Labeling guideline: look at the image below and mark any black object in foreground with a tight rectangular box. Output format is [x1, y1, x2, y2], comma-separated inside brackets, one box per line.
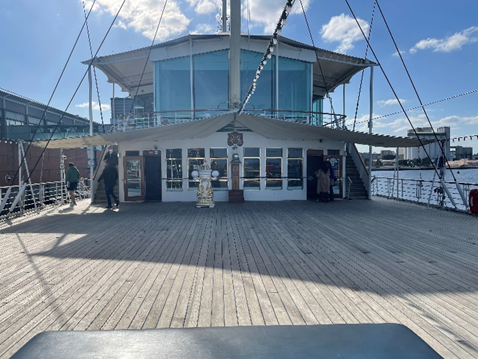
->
[11, 324, 442, 359]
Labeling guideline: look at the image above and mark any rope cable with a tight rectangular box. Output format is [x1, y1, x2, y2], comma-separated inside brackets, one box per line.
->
[239, 0, 295, 114]
[352, 0, 376, 131]
[349, 88, 478, 125]
[13, 0, 127, 189]
[298, 0, 340, 127]
[82, 0, 106, 134]
[375, 0, 456, 180]
[344, 0, 442, 180]
[10, 0, 98, 185]
[127, 0, 170, 115]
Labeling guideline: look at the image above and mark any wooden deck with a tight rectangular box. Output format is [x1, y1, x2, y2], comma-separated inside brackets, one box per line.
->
[1, 198, 477, 358]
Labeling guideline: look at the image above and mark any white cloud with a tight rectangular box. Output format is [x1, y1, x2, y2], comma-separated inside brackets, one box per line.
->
[377, 99, 407, 107]
[410, 26, 478, 54]
[83, 0, 191, 41]
[392, 50, 406, 57]
[244, 0, 311, 34]
[76, 101, 111, 111]
[191, 23, 215, 34]
[321, 14, 369, 53]
[187, 0, 221, 14]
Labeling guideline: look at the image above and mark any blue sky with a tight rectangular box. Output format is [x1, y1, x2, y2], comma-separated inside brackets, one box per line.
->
[1, 0, 477, 153]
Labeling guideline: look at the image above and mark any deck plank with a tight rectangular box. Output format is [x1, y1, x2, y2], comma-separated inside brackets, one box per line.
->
[1, 198, 478, 358]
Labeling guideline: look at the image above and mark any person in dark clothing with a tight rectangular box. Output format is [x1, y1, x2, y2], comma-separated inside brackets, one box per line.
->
[98, 164, 119, 209]
[65, 162, 80, 207]
[327, 161, 336, 201]
[104, 145, 118, 167]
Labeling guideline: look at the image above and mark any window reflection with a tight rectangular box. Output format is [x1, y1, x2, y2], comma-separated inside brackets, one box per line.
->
[188, 148, 205, 189]
[210, 148, 228, 190]
[243, 147, 260, 190]
[126, 159, 142, 197]
[166, 149, 183, 191]
[266, 148, 282, 190]
[287, 148, 303, 190]
[194, 51, 229, 110]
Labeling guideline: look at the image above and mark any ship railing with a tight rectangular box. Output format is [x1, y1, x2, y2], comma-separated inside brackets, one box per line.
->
[0, 180, 90, 221]
[113, 109, 346, 132]
[371, 176, 477, 212]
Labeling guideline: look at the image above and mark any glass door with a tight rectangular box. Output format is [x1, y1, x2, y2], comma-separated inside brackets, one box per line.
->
[124, 156, 145, 201]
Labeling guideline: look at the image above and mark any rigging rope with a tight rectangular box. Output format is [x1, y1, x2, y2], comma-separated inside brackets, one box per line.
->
[239, 0, 295, 114]
[374, 0, 457, 181]
[349, 88, 478, 125]
[344, 0, 442, 180]
[352, 0, 376, 131]
[298, 0, 339, 127]
[127, 0, 170, 115]
[10, 0, 98, 185]
[12, 0, 127, 189]
[82, 0, 106, 134]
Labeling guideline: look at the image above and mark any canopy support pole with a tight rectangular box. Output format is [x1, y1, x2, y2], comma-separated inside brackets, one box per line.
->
[89, 67, 95, 203]
[367, 66, 373, 200]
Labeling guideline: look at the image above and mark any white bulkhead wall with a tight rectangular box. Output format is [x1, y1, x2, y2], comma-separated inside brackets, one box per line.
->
[117, 131, 343, 202]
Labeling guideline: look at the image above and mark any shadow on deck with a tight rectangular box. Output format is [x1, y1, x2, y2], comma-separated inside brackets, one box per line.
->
[1, 198, 477, 357]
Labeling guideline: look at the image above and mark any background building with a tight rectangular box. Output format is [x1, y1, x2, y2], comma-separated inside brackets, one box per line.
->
[0, 88, 103, 186]
[0, 88, 99, 141]
[110, 96, 134, 126]
[402, 127, 450, 161]
[451, 146, 473, 160]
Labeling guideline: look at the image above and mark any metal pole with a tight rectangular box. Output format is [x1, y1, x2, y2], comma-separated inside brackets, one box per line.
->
[368, 66, 373, 200]
[229, 0, 241, 109]
[343, 84, 346, 129]
[18, 141, 22, 187]
[395, 147, 399, 198]
[112, 83, 115, 127]
[222, 0, 227, 32]
[275, 40, 279, 117]
[88, 67, 95, 203]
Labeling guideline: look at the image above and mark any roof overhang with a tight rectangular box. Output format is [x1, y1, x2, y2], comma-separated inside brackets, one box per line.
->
[83, 34, 375, 97]
[34, 113, 427, 149]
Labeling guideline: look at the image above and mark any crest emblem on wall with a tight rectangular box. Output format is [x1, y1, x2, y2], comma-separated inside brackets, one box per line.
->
[227, 132, 244, 147]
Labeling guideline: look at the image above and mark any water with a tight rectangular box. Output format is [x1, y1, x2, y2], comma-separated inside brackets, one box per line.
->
[372, 167, 478, 185]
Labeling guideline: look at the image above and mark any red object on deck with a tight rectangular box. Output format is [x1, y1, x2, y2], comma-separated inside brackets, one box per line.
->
[470, 189, 478, 214]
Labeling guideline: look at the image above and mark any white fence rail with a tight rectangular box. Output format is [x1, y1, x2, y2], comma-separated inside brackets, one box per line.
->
[371, 176, 477, 212]
[0, 180, 90, 221]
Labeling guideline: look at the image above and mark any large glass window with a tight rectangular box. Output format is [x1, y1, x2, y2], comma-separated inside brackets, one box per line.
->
[194, 50, 229, 110]
[240, 50, 276, 113]
[278, 57, 311, 119]
[28, 117, 43, 125]
[266, 148, 282, 190]
[155, 56, 191, 114]
[243, 147, 260, 190]
[188, 148, 205, 189]
[6, 111, 25, 124]
[166, 149, 183, 190]
[287, 148, 303, 190]
[312, 96, 324, 126]
[210, 148, 228, 190]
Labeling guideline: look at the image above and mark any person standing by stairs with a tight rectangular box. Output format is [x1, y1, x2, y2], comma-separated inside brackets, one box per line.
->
[98, 164, 119, 209]
[65, 162, 80, 207]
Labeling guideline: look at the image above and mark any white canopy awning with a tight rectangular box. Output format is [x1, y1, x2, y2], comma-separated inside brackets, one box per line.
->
[85, 34, 375, 96]
[34, 113, 427, 149]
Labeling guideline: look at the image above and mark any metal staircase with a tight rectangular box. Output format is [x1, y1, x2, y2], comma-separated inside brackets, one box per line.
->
[345, 154, 369, 199]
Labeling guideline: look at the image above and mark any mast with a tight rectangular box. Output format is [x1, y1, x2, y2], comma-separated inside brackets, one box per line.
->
[229, 0, 241, 109]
